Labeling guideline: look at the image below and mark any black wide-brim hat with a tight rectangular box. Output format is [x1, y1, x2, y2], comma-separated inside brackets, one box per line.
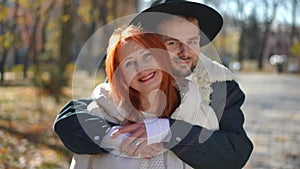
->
[130, 0, 223, 46]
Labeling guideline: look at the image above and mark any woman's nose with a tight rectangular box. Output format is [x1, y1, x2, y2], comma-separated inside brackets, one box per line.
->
[135, 60, 146, 72]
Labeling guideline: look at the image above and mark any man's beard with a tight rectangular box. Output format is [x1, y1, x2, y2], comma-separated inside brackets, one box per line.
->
[173, 63, 197, 77]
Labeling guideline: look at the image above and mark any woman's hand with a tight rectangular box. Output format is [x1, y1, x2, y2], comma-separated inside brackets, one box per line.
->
[140, 143, 164, 159]
[111, 122, 148, 156]
[111, 121, 166, 158]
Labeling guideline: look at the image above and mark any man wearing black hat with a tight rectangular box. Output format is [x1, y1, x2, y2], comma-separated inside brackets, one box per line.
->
[54, 0, 253, 168]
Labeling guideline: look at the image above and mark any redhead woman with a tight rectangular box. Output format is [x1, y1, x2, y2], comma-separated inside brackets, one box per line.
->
[70, 25, 219, 169]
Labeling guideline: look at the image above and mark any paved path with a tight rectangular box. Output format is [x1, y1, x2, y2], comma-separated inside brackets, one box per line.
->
[234, 73, 300, 169]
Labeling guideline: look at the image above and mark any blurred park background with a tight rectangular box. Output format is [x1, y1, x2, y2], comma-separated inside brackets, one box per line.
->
[0, 0, 300, 168]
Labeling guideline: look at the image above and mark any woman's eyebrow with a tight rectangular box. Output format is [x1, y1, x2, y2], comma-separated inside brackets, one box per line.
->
[123, 56, 133, 62]
[139, 49, 150, 55]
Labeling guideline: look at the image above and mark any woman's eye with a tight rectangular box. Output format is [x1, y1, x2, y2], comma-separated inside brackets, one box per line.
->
[125, 61, 134, 67]
[143, 52, 152, 60]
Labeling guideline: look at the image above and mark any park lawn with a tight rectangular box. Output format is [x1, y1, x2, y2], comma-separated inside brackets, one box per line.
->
[0, 85, 73, 169]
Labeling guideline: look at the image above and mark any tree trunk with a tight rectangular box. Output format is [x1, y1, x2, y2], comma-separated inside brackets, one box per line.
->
[257, 0, 280, 70]
[238, 26, 247, 69]
[41, 0, 56, 54]
[30, 9, 41, 80]
[0, 0, 8, 83]
[99, 0, 108, 25]
[60, 1, 73, 73]
[290, 0, 298, 45]
[54, 0, 73, 102]
[258, 25, 270, 69]
[0, 50, 8, 84]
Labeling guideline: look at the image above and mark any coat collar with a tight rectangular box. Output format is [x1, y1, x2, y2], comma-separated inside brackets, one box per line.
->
[192, 54, 234, 104]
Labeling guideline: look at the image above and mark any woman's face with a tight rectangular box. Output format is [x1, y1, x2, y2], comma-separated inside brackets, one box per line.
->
[117, 40, 163, 96]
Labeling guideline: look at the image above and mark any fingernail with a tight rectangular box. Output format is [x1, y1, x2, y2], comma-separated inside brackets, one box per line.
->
[110, 129, 119, 138]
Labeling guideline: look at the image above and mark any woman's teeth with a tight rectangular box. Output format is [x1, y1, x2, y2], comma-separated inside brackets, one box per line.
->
[139, 72, 155, 82]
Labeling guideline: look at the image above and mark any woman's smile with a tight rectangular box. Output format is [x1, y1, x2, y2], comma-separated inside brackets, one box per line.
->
[138, 71, 156, 83]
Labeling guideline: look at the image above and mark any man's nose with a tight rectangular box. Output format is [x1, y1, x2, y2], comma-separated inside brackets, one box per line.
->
[178, 43, 190, 59]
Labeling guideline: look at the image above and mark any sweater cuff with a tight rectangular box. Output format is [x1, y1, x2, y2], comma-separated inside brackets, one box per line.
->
[143, 118, 171, 145]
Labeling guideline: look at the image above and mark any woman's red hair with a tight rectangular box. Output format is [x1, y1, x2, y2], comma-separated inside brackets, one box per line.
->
[105, 25, 180, 122]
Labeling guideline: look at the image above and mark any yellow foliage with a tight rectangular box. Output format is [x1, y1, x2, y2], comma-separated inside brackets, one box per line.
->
[0, 32, 15, 49]
[19, 0, 31, 9]
[213, 31, 240, 57]
[4, 41, 10, 48]
[0, 6, 8, 21]
[61, 14, 71, 22]
[77, 1, 92, 23]
[0, 35, 4, 45]
[291, 42, 300, 57]
[107, 14, 114, 23]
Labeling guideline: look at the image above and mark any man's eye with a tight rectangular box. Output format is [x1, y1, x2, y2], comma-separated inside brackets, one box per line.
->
[188, 40, 198, 46]
[166, 41, 179, 46]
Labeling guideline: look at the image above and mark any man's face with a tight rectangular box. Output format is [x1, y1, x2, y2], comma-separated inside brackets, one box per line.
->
[157, 17, 200, 77]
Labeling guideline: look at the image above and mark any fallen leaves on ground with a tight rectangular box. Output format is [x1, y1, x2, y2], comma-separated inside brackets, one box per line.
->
[0, 86, 72, 169]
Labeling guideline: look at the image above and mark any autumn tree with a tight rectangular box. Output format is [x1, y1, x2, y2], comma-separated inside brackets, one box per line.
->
[0, 0, 10, 84]
[0, 0, 21, 84]
[257, 0, 281, 69]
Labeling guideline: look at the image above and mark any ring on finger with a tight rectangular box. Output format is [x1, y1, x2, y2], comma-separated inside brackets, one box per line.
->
[135, 141, 141, 147]
[133, 139, 141, 147]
